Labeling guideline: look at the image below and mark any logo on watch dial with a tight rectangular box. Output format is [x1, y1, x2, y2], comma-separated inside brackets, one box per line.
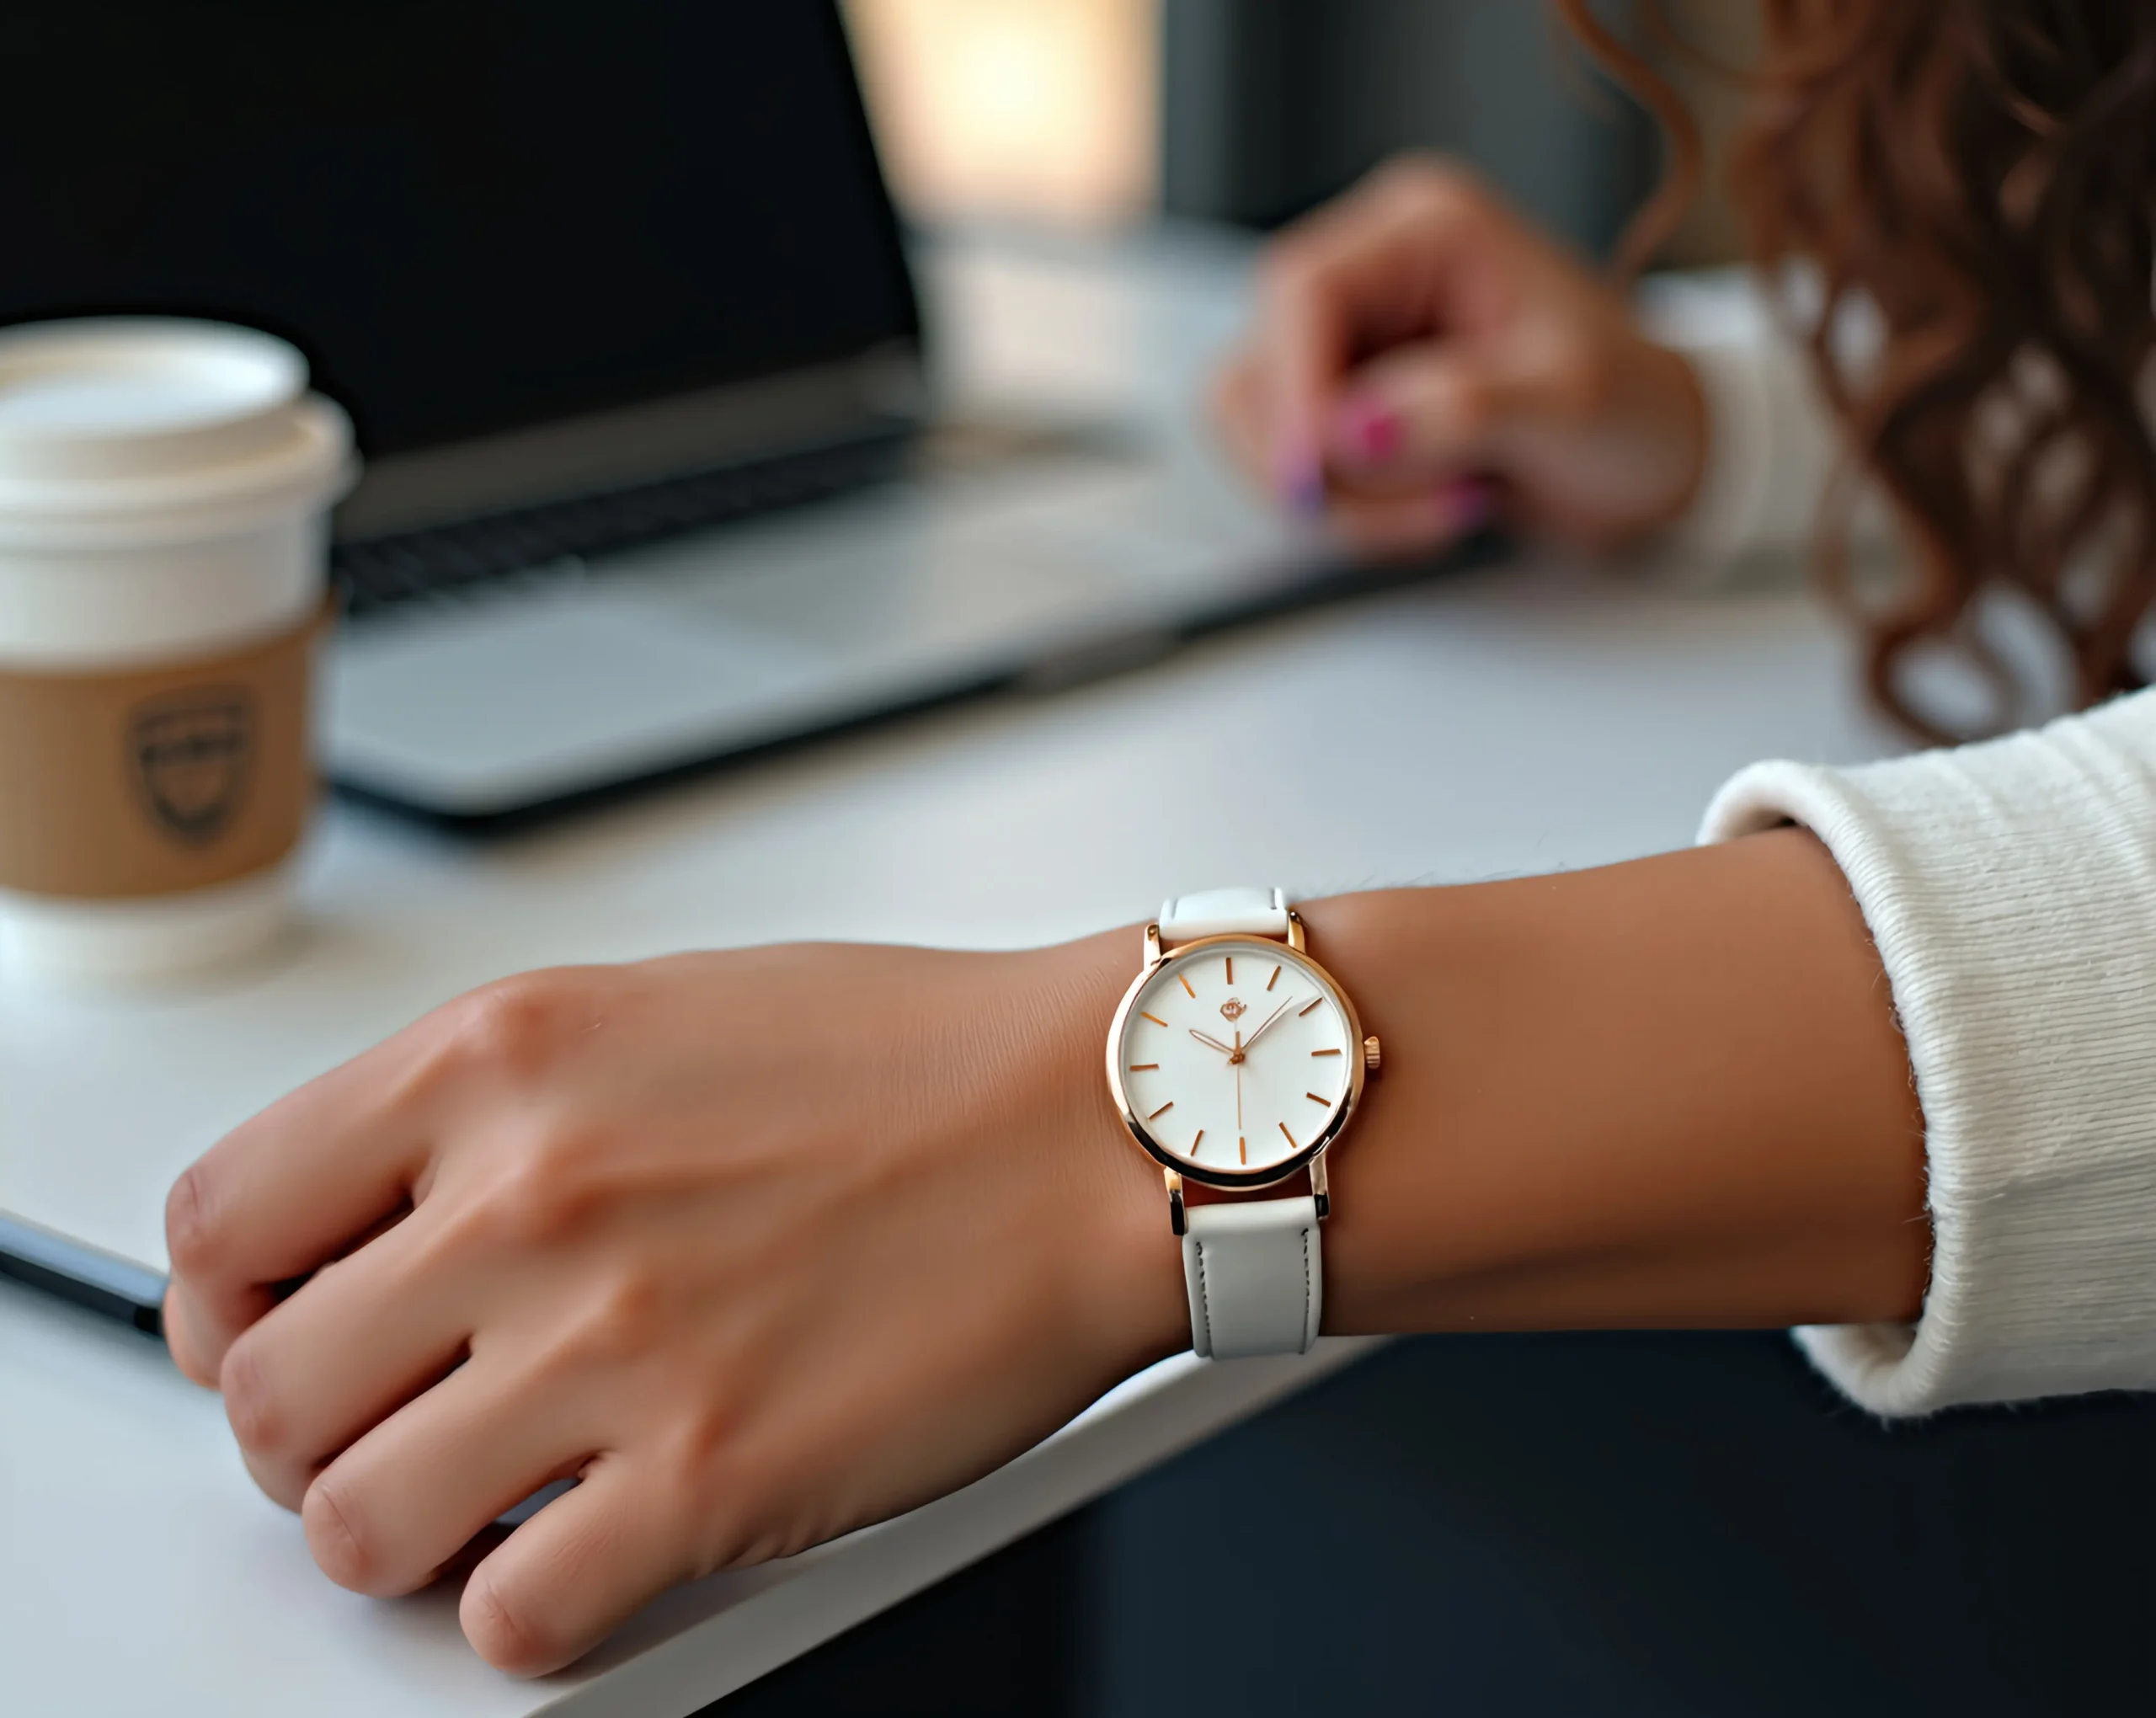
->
[1219, 997, 1247, 1021]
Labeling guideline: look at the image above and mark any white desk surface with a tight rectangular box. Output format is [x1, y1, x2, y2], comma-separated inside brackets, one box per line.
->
[0, 231, 1903, 1716]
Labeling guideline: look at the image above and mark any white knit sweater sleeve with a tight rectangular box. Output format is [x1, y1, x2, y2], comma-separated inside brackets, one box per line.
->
[1636, 269, 1886, 577]
[1700, 691, 2156, 1416]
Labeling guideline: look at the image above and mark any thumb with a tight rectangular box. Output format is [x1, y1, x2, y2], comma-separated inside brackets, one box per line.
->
[1321, 340, 1551, 490]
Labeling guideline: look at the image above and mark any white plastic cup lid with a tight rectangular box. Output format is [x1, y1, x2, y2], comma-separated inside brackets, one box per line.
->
[0, 320, 309, 480]
[0, 319, 354, 543]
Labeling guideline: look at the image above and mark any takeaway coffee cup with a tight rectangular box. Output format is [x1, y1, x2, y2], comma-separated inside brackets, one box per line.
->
[0, 319, 355, 984]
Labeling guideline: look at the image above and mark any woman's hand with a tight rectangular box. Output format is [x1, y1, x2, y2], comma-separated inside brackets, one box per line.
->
[161, 933, 1181, 1677]
[1214, 155, 1708, 558]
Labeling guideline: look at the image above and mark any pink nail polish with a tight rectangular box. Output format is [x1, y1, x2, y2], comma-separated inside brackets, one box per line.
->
[1338, 398, 1404, 462]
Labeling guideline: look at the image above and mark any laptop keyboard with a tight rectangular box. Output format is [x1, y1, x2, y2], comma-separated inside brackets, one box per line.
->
[333, 429, 912, 618]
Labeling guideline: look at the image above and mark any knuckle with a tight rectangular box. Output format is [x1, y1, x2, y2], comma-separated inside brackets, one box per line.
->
[482, 1155, 571, 1251]
[592, 1264, 665, 1350]
[668, 1400, 744, 1484]
[462, 1128, 608, 1253]
[303, 1473, 386, 1593]
[1380, 152, 1481, 216]
[436, 973, 568, 1078]
[552, 1262, 668, 1369]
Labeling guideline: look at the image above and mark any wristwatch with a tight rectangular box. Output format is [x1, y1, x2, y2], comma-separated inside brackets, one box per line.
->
[1106, 888, 1380, 1360]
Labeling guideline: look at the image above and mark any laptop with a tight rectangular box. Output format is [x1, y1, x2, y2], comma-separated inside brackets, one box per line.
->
[0, 3, 1484, 1315]
[0, 0, 1405, 829]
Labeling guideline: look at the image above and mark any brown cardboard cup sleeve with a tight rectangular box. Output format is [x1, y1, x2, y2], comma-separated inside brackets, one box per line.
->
[0, 605, 328, 899]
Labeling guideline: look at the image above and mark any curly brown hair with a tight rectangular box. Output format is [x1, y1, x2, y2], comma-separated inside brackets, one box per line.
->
[1564, 0, 2156, 742]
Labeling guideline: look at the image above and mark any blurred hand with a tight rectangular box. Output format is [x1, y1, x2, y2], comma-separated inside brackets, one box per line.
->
[163, 936, 1177, 1676]
[1214, 155, 1708, 558]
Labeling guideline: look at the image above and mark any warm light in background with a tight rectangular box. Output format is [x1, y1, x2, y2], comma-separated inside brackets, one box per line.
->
[843, 0, 1160, 228]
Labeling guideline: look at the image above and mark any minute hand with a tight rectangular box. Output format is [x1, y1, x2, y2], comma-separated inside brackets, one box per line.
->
[1240, 995, 1299, 1054]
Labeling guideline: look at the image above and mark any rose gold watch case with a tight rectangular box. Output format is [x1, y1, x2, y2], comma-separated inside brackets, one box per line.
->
[1104, 924, 1370, 1196]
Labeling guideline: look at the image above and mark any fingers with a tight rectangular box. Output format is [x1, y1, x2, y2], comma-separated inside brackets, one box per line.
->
[1249, 157, 1502, 505]
[162, 1002, 472, 1382]
[461, 1459, 690, 1678]
[1219, 330, 1502, 560]
[1323, 343, 1516, 488]
[1218, 342, 1495, 550]
[301, 1353, 592, 1602]
[218, 1214, 470, 1510]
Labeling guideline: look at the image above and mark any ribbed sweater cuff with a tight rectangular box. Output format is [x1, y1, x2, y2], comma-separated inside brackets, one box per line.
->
[1700, 694, 2156, 1415]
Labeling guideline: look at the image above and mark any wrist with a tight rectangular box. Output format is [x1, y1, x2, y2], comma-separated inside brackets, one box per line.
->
[1619, 334, 1710, 541]
[1015, 928, 1192, 1378]
[1295, 842, 1927, 1337]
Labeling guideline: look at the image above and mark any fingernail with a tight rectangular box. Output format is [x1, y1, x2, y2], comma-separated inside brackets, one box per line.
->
[1275, 435, 1326, 517]
[1438, 475, 1495, 535]
[1333, 396, 1404, 464]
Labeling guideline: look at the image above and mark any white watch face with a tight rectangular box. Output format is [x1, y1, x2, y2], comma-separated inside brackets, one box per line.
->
[1114, 937, 1355, 1182]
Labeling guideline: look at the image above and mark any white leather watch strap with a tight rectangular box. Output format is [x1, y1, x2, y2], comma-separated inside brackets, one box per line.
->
[1159, 886, 1289, 947]
[1182, 1196, 1322, 1359]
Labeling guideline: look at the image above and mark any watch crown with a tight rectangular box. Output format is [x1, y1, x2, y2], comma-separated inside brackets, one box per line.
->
[1364, 1034, 1382, 1073]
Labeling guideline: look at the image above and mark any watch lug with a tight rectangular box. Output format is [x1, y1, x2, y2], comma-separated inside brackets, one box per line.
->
[1310, 1155, 1331, 1220]
[1285, 907, 1307, 953]
[1144, 921, 1163, 968]
[1164, 1169, 1187, 1235]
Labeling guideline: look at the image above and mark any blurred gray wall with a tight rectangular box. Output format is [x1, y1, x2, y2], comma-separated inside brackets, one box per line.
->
[1161, 0, 1658, 258]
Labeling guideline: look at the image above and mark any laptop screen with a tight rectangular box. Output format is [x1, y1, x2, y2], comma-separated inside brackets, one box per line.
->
[0, 1, 920, 460]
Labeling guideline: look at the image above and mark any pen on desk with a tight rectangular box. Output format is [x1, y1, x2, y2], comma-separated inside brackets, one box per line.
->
[0, 1211, 167, 1338]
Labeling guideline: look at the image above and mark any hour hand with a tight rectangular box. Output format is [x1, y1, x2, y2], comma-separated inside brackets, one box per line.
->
[1188, 1027, 1237, 1057]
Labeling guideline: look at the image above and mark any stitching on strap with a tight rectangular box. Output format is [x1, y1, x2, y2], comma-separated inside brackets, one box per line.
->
[1300, 1226, 1315, 1352]
[1193, 1237, 1214, 1357]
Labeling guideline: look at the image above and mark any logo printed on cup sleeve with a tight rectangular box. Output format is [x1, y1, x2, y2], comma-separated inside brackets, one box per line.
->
[130, 688, 255, 845]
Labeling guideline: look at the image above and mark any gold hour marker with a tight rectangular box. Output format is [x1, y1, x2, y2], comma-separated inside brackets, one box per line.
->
[1311, 1048, 1341, 1057]
[1129, 1063, 1159, 1071]
[1278, 1121, 1298, 1149]
[1146, 1101, 1174, 1121]
[1307, 1091, 1330, 1105]
[1178, 974, 1196, 999]
[1141, 1011, 1167, 1027]
[1238, 1134, 1247, 1164]
[1267, 965, 1281, 991]
[1298, 998, 1322, 1016]
[1225, 955, 1234, 984]
[1192, 1128, 1205, 1155]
